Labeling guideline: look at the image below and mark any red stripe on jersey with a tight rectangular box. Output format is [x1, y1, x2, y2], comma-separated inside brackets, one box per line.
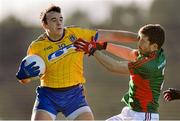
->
[130, 70, 153, 112]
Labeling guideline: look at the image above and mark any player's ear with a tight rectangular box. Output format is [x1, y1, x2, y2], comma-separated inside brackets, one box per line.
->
[151, 43, 158, 51]
[41, 22, 48, 30]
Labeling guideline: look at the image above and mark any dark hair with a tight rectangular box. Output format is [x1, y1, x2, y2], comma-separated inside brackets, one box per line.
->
[40, 5, 61, 24]
[139, 24, 165, 49]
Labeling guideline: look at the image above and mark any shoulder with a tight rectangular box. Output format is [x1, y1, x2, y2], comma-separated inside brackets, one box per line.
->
[65, 26, 97, 41]
[65, 25, 80, 28]
[35, 34, 46, 42]
[28, 34, 47, 49]
[129, 51, 156, 69]
[158, 48, 166, 58]
[31, 34, 46, 45]
[65, 25, 81, 31]
[65, 25, 97, 31]
[64, 25, 82, 34]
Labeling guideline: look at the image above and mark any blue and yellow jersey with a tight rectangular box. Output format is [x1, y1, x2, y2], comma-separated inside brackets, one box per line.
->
[27, 26, 97, 88]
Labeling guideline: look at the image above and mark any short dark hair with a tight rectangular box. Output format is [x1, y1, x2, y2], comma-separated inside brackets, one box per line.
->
[40, 5, 61, 24]
[139, 24, 165, 49]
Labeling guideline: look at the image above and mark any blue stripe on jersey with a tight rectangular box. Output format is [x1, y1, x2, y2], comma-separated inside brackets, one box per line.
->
[48, 44, 76, 61]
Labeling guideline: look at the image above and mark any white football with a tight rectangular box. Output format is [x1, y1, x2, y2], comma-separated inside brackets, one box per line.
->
[23, 55, 46, 75]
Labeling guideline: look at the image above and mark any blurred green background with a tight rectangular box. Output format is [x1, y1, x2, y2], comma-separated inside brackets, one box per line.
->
[0, 0, 180, 120]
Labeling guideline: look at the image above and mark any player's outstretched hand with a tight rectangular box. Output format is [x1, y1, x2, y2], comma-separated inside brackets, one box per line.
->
[163, 88, 180, 101]
[16, 60, 40, 80]
[74, 38, 107, 56]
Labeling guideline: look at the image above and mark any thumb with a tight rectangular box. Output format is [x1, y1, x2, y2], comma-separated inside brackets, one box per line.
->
[20, 60, 26, 67]
[91, 36, 94, 42]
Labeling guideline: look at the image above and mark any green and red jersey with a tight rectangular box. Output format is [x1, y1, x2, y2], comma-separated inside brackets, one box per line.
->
[122, 49, 166, 113]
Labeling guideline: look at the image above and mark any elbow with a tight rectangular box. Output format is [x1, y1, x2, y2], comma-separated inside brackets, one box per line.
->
[104, 66, 114, 72]
[100, 62, 115, 72]
[104, 65, 119, 73]
[106, 65, 129, 75]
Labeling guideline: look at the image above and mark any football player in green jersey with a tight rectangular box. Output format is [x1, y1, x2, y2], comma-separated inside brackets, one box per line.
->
[163, 88, 180, 101]
[74, 24, 166, 121]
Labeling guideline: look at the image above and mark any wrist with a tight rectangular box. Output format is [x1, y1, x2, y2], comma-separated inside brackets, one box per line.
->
[16, 73, 25, 80]
[16, 72, 23, 80]
[170, 88, 180, 100]
[103, 42, 108, 50]
[16, 71, 29, 80]
[96, 41, 108, 50]
[18, 78, 31, 84]
[175, 89, 180, 99]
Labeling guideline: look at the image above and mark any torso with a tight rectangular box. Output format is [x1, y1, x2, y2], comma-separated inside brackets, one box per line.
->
[122, 49, 166, 113]
[27, 27, 97, 88]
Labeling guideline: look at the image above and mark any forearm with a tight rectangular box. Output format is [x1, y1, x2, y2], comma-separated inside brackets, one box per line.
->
[18, 78, 32, 84]
[94, 51, 129, 74]
[98, 29, 138, 43]
[106, 43, 137, 62]
[18, 77, 39, 84]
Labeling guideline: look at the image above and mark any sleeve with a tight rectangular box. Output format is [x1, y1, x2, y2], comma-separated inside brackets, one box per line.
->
[27, 45, 34, 55]
[27, 42, 39, 56]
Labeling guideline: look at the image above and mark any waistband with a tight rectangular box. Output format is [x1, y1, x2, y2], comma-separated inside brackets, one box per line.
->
[41, 84, 81, 92]
[122, 106, 159, 117]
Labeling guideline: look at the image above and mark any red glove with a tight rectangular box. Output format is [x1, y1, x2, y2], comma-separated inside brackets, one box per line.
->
[74, 38, 107, 56]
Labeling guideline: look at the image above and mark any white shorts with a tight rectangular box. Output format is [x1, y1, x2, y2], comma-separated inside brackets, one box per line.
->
[106, 106, 159, 121]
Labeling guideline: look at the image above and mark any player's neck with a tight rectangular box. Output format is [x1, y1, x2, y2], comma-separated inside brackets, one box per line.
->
[46, 31, 64, 42]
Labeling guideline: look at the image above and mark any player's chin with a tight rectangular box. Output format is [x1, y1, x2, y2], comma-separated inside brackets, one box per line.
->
[56, 29, 63, 35]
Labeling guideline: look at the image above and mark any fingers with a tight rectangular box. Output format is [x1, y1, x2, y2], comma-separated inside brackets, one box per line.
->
[26, 61, 36, 68]
[74, 39, 87, 48]
[20, 60, 26, 67]
[74, 39, 88, 46]
[33, 70, 40, 76]
[91, 36, 94, 42]
[74, 42, 86, 48]
[75, 38, 89, 44]
[74, 42, 86, 50]
[163, 92, 172, 101]
[163, 89, 171, 94]
[74, 38, 89, 52]
[32, 66, 40, 71]
[29, 66, 40, 77]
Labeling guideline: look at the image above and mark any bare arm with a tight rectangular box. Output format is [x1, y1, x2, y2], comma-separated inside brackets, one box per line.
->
[18, 76, 40, 84]
[94, 51, 129, 75]
[97, 29, 138, 43]
[106, 43, 137, 62]
[18, 79, 32, 84]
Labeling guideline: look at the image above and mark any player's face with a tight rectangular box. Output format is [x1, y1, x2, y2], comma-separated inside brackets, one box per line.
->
[137, 33, 154, 54]
[44, 11, 64, 36]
